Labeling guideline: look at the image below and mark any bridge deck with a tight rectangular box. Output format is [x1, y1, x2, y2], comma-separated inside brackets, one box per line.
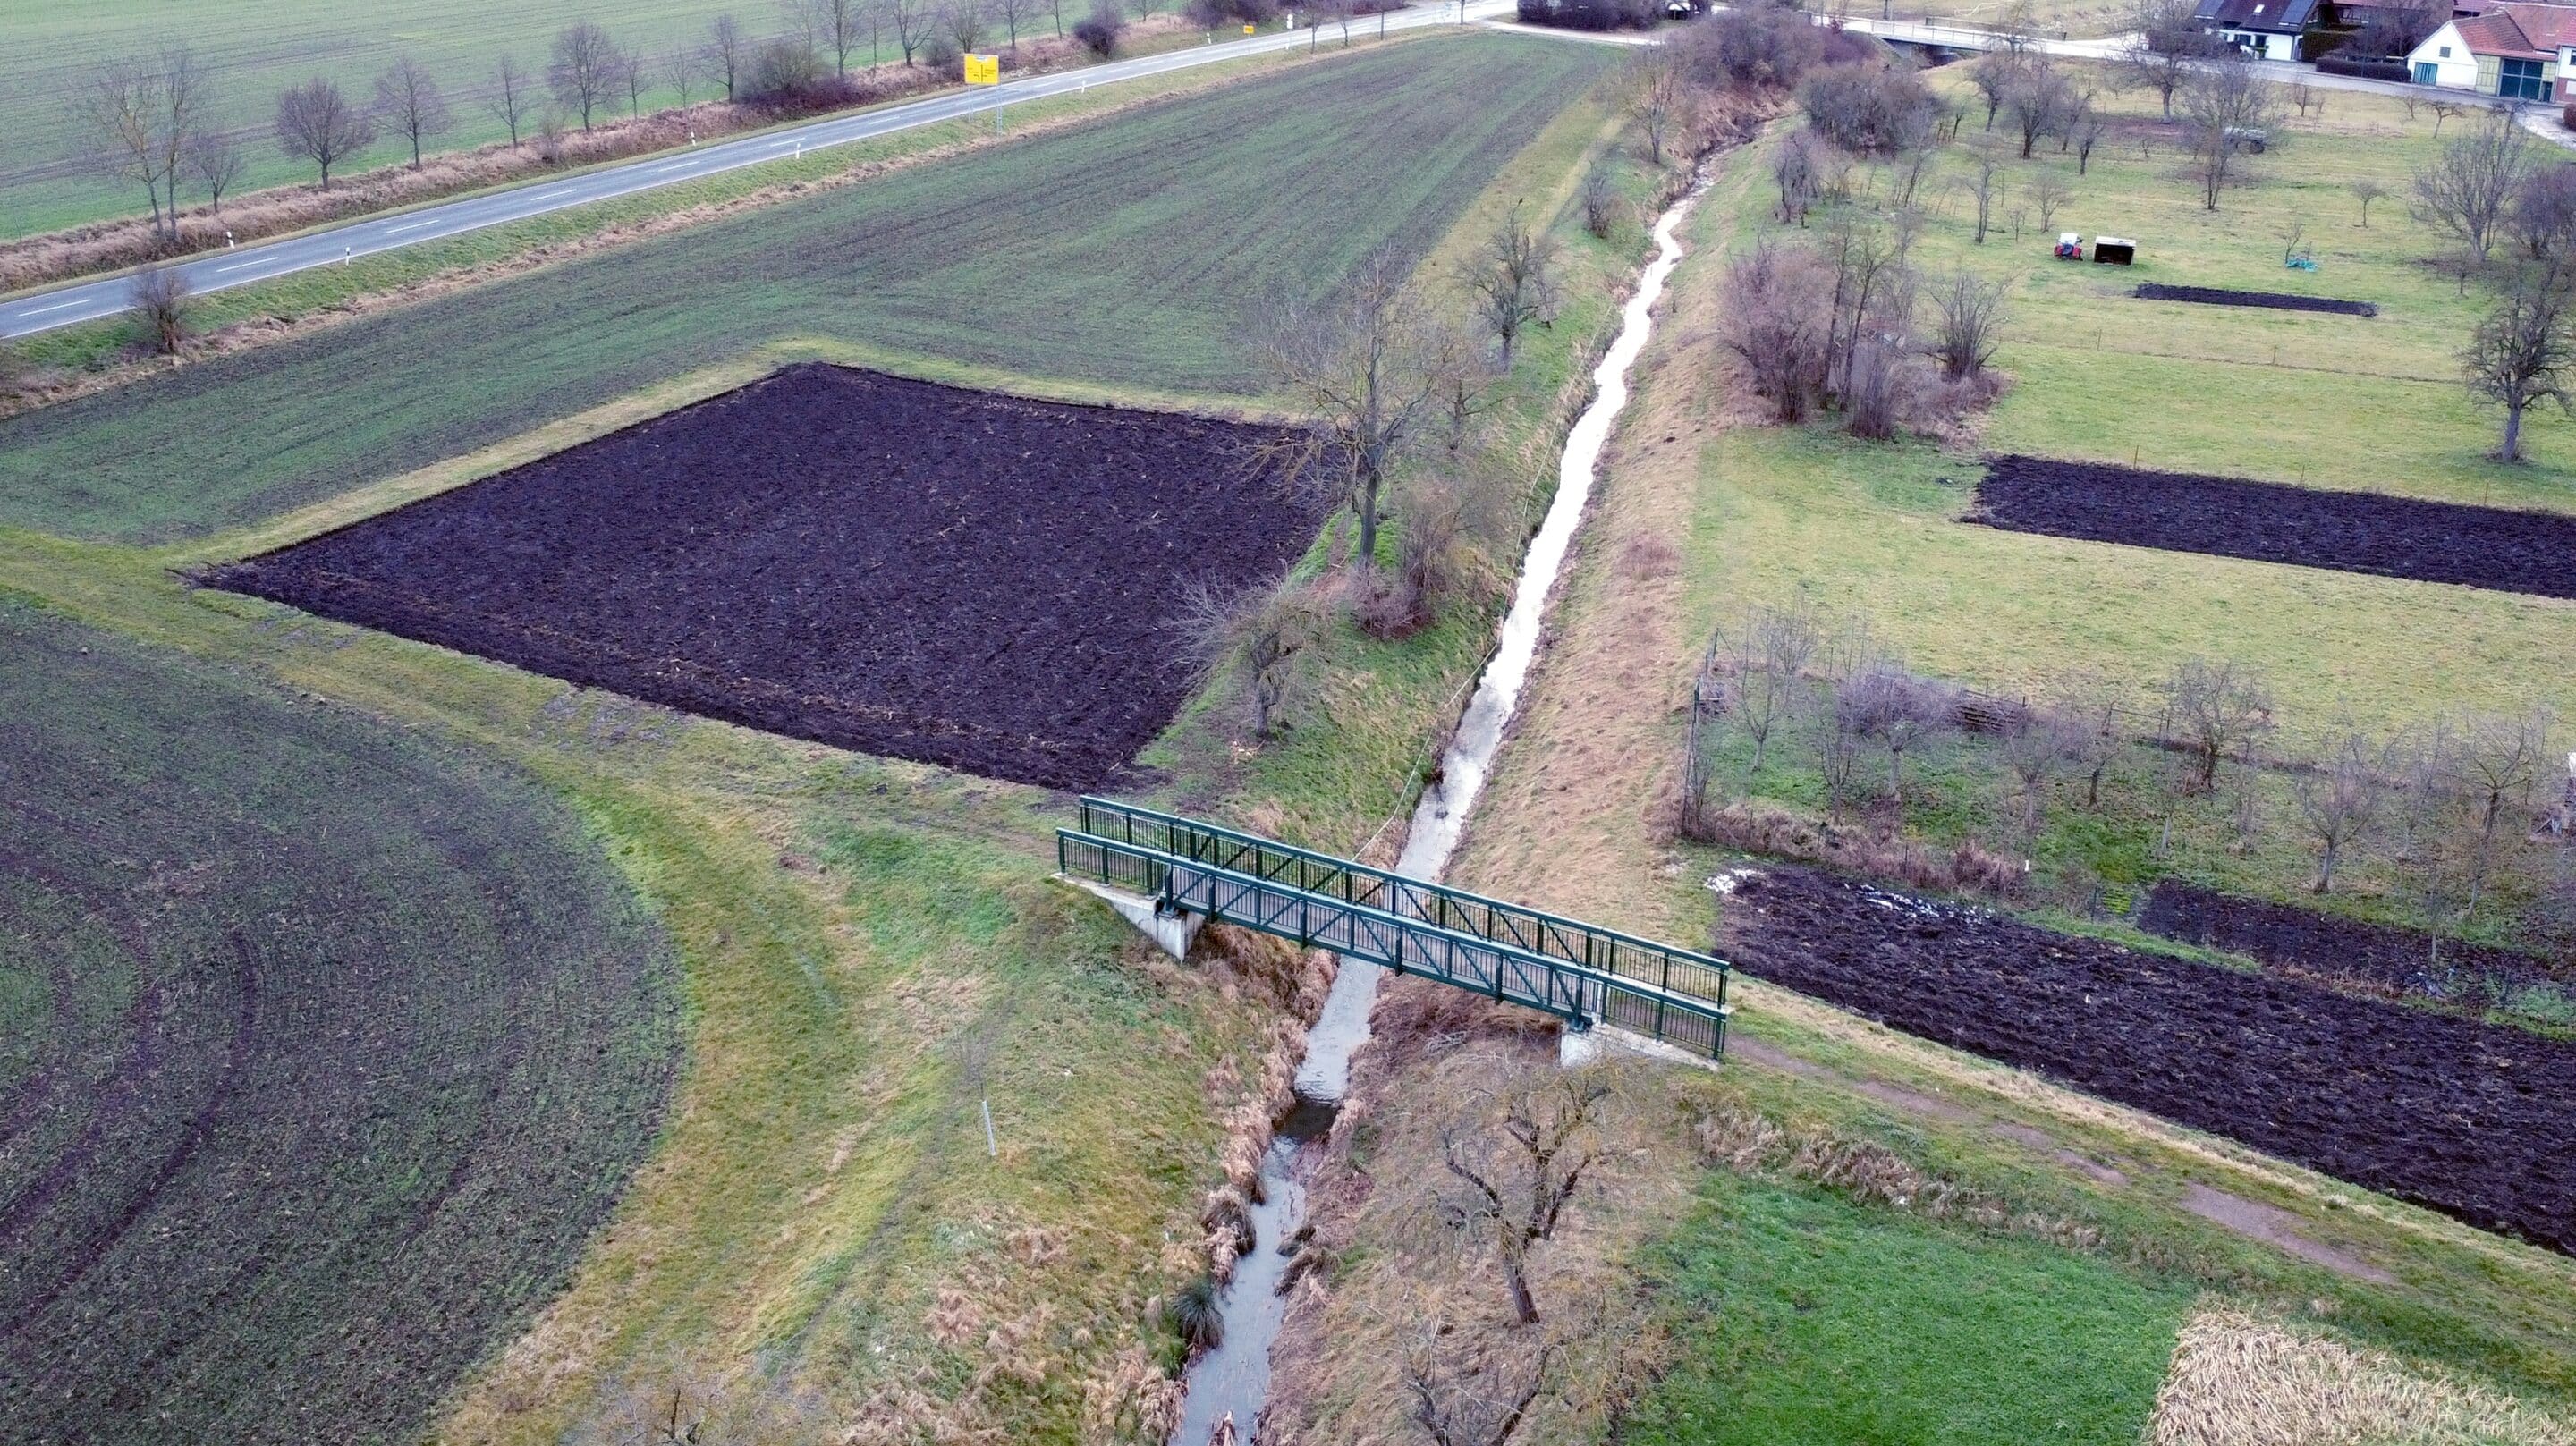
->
[1057, 808, 1731, 1057]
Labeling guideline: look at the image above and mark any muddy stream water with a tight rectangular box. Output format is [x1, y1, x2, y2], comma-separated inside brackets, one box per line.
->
[1168, 165, 1711, 1446]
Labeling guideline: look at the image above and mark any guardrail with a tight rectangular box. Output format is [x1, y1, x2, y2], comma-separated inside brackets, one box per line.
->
[1058, 818, 1731, 1057]
[1074, 796, 1733, 1007]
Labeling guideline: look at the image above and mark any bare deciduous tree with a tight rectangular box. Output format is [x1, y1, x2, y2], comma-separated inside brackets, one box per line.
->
[804, 0, 868, 72]
[1961, 145, 2002, 243]
[2179, 58, 2283, 211]
[2294, 731, 2387, 893]
[1717, 601, 1822, 780]
[2029, 169, 2071, 231]
[2509, 163, 2576, 258]
[1838, 663, 1958, 807]
[2445, 712, 2551, 919]
[1256, 248, 1457, 570]
[1927, 267, 2012, 380]
[2055, 676, 2127, 808]
[1717, 242, 1833, 423]
[2001, 704, 2080, 841]
[2114, 0, 2216, 119]
[131, 264, 192, 355]
[274, 77, 376, 190]
[1967, 47, 2023, 131]
[2002, 61, 2076, 158]
[706, 15, 747, 100]
[75, 46, 209, 247]
[489, 53, 536, 148]
[2073, 111, 2106, 174]
[1176, 574, 1332, 738]
[1626, 49, 1688, 169]
[1438, 1072, 1612, 1326]
[618, 47, 651, 118]
[996, 0, 1034, 47]
[373, 55, 451, 170]
[2165, 657, 2273, 791]
[549, 21, 620, 129]
[891, 0, 931, 63]
[2462, 265, 2576, 462]
[1460, 207, 1560, 370]
[1402, 1312, 1560, 1446]
[1580, 167, 1618, 240]
[666, 45, 703, 106]
[184, 126, 242, 216]
[1773, 130, 1826, 226]
[2429, 98, 2466, 135]
[2412, 106, 2532, 267]
[2350, 176, 2388, 227]
[946, 0, 988, 55]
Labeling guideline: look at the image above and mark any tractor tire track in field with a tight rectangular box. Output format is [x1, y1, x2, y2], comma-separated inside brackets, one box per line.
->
[0, 603, 682, 1444]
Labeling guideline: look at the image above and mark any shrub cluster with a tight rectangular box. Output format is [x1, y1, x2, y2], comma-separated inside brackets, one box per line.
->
[1516, 0, 1664, 31]
[1795, 63, 1937, 155]
[1075, 0, 1127, 55]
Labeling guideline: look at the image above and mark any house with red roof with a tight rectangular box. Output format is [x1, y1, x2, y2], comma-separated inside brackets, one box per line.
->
[2407, 2, 2576, 98]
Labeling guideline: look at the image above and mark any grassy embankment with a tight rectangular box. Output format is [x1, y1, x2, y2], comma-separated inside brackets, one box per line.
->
[0, 33, 1652, 1443]
[1323, 69, 2576, 1445]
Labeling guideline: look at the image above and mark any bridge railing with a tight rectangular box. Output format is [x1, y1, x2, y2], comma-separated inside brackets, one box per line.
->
[1058, 829, 1729, 1057]
[1074, 796, 1731, 1011]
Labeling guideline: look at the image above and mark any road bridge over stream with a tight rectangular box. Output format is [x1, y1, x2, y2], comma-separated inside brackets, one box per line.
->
[1056, 797, 1734, 1056]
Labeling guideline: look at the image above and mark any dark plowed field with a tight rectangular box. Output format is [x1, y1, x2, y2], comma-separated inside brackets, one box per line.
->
[214, 365, 1322, 791]
[1719, 866, 2576, 1255]
[2140, 881, 2568, 1007]
[1969, 455, 2576, 600]
[2133, 283, 2377, 317]
[0, 604, 681, 1443]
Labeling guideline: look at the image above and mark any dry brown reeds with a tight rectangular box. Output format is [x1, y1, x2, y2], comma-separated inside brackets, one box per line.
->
[2150, 1307, 2576, 1446]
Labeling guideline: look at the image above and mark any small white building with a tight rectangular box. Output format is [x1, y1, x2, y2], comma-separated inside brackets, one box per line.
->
[2192, 0, 2321, 60]
[2408, 4, 2576, 99]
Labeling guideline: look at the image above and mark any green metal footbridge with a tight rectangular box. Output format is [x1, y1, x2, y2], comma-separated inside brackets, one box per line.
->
[1056, 797, 1733, 1057]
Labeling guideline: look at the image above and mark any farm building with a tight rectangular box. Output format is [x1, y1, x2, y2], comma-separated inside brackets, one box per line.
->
[2193, 0, 2323, 60]
[2406, 2, 2576, 96]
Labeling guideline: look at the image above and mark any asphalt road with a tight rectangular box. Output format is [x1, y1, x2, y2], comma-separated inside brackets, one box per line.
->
[0, 0, 1513, 342]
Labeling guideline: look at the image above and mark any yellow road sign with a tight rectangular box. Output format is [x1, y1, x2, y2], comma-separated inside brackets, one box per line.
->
[963, 53, 1001, 85]
[1243, 21, 1256, 31]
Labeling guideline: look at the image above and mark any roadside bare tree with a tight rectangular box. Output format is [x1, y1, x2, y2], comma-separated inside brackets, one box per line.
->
[274, 78, 376, 190]
[75, 46, 209, 247]
[184, 127, 243, 217]
[891, 0, 931, 63]
[2165, 657, 2273, 791]
[550, 21, 620, 129]
[995, 0, 1034, 47]
[2462, 265, 2576, 462]
[1175, 575, 1332, 738]
[130, 265, 192, 355]
[1927, 267, 2011, 380]
[706, 16, 747, 100]
[946, 0, 988, 55]
[2179, 58, 2282, 211]
[2295, 731, 2388, 892]
[1438, 1072, 1613, 1327]
[489, 54, 536, 148]
[1460, 207, 1560, 370]
[2413, 106, 2532, 268]
[1256, 247, 1456, 570]
[373, 56, 452, 170]
[804, 0, 867, 72]
[2114, 0, 2215, 119]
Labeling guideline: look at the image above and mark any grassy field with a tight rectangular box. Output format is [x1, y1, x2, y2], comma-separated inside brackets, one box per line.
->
[0, 34, 1617, 543]
[1627, 1171, 2192, 1446]
[3, 0, 848, 238]
[0, 34, 1656, 1442]
[0, 598, 682, 1443]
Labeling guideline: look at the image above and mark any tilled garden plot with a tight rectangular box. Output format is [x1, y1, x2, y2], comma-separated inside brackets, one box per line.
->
[1969, 455, 2576, 600]
[2132, 283, 2377, 317]
[1718, 865, 2576, 1255]
[0, 605, 680, 1443]
[2140, 880, 2568, 1008]
[214, 364, 1322, 791]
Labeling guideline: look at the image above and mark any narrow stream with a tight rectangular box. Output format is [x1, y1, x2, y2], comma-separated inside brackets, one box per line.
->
[1169, 165, 1712, 1446]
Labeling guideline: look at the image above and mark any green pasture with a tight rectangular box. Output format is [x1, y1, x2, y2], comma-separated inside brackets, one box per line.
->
[0, 598, 682, 1444]
[0, 34, 1616, 543]
[1625, 1171, 2191, 1445]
